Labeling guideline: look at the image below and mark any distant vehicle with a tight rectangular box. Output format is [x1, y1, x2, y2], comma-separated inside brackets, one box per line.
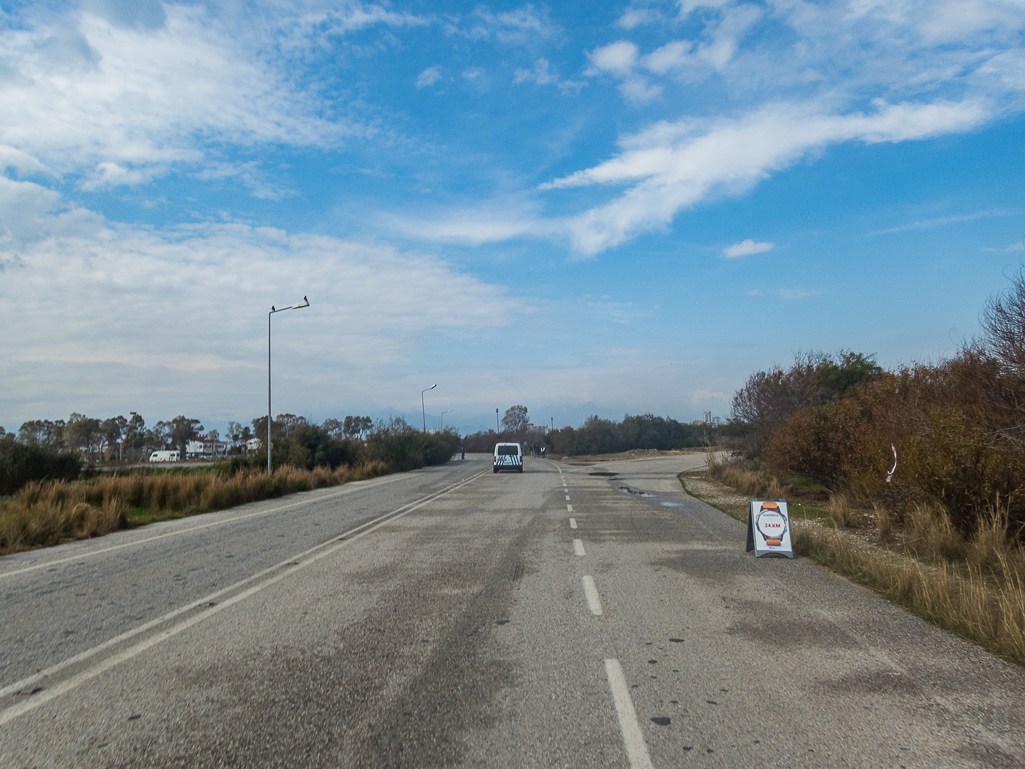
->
[493, 442, 523, 473]
[149, 450, 180, 463]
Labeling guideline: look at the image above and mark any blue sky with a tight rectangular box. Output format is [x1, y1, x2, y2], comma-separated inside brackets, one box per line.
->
[1, 0, 1023, 436]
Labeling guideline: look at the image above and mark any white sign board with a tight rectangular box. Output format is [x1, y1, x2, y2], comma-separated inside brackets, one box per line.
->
[746, 499, 794, 559]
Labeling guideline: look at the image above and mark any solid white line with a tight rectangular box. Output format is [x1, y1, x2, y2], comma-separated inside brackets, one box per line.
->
[573, 539, 586, 556]
[0, 470, 489, 721]
[569, 518, 577, 529]
[582, 575, 602, 616]
[567, 504, 573, 513]
[0, 472, 415, 580]
[605, 658, 654, 769]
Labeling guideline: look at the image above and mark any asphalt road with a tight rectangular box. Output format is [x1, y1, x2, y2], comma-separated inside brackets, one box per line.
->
[1, 453, 1024, 768]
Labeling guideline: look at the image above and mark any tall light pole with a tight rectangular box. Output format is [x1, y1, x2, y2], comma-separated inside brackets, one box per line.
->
[421, 384, 436, 432]
[496, 408, 500, 435]
[440, 409, 452, 431]
[268, 296, 310, 473]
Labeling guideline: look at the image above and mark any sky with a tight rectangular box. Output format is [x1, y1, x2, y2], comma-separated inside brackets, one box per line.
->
[0, 0, 1023, 437]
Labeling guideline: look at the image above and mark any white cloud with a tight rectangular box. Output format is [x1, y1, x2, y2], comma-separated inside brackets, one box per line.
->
[876, 208, 1025, 233]
[0, 189, 524, 422]
[193, 162, 295, 200]
[644, 41, 693, 75]
[417, 66, 443, 88]
[447, 5, 560, 45]
[0, 175, 101, 248]
[514, 58, 586, 92]
[678, 0, 733, 16]
[587, 41, 639, 75]
[0, 6, 354, 188]
[722, 239, 774, 258]
[542, 99, 988, 254]
[982, 241, 1025, 253]
[395, 211, 549, 245]
[586, 41, 664, 102]
[81, 161, 154, 190]
[617, 8, 662, 29]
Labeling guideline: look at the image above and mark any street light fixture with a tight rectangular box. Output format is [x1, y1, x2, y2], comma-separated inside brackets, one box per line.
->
[440, 409, 452, 431]
[268, 296, 310, 473]
[421, 384, 437, 432]
[496, 408, 500, 435]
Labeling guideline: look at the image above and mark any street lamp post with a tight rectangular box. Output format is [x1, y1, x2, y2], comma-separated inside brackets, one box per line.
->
[496, 408, 500, 435]
[421, 384, 437, 432]
[268, 296, 310, 473]
[440, 409, 452, 431]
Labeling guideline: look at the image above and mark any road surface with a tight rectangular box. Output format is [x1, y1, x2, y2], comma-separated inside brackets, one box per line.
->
[1, 453, 1023, 767]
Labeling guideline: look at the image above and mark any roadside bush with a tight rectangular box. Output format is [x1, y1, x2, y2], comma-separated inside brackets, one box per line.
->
[764, 380, 895, 497]
[363, 420, 459, 471]
[752, 346, 1025, 537]
[731, 351, 883, 458]
[0, 440, 81, 495]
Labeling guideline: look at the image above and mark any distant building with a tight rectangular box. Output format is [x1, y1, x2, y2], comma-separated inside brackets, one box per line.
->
[186, 435, 230, 459]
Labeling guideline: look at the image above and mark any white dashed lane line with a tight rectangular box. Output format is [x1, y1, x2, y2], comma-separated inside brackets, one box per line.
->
[557, 470, 652, 768]
[582, 576, 603, 616]
[605, 659, 654, 769]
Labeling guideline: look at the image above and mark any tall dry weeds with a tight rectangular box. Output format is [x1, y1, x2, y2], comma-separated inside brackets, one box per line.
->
[796, 525, 1025, 665]
[0, 461, 391, 555]
[906, 502, 964, 562]
[829, 492, 851, 528]
[874, 502, 892, 544]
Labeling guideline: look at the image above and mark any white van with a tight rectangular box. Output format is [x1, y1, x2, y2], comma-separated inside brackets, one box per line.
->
[149, 450, 180, 463]
[493, 443, 523, 473]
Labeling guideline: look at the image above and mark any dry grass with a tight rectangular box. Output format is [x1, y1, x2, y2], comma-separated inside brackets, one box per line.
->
[874, 502, 892, 544]
[799, 525, 1025, 665]
[905, 502, 964, 562]
[829, 492, 852, 528]
[0, 461, 390, 555]
[696, 457, 1025, 666]
[705, 452, 770, 498]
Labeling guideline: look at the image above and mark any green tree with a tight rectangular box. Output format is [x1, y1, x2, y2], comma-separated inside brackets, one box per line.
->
[18, 420, 47, 446]
[502, 405, 529, 434]
[148, 421, 171, 451]
[169, 416, 203, 460]
[125, 412, 146, 460]
[63, 413, 101, 455]
[343, 415, 372, 439]
[101, 416, 128, 459]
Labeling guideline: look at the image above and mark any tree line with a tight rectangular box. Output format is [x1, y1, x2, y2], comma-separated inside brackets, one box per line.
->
[728, 267, 1025, 537]
[1, 411, 457, 495]
[459, 405, 713, 455]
